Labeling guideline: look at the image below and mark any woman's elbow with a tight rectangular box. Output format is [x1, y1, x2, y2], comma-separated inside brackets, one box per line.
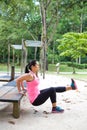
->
[16, 78, 20, 84]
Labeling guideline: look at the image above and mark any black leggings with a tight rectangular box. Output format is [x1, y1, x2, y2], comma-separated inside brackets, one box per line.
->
[32, 87, 66, 106]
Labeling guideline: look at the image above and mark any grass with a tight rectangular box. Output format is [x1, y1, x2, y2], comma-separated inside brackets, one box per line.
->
[58, 74, 87, 82]
[48, 64, 87, 82]
[0, 63, 87, 81]
[48, 64, 87, 72]
[0, 64, 21, 72]
[0, 64, 8, 71]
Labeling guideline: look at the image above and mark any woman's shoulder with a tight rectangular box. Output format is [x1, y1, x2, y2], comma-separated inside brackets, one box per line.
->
[16, 72, 34, 81]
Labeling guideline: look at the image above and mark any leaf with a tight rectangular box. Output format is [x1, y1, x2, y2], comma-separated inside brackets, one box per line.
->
[8, 120, 15, 125]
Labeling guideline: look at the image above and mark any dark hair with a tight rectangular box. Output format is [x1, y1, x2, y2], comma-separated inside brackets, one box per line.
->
[25, 60, 37, 73]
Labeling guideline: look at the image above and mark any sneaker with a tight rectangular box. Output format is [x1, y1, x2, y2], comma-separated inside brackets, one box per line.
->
[71, 79, 77, 90]
[52, 106, 64, 113]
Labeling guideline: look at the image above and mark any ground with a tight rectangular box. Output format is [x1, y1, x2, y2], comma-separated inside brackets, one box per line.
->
[0, 74, 87, 130]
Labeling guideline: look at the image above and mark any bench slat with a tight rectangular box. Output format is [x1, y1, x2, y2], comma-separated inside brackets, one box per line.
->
[0, 87, 23, 102]
[3, 80, 16, 87]
[0, 86, 14, 97]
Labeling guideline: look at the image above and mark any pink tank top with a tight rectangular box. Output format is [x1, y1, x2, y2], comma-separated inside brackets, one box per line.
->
[26, 71, 40, 103]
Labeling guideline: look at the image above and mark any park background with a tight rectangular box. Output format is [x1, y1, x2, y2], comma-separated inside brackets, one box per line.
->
[0, 0, 87, 80]
[0, 1, 87, 130]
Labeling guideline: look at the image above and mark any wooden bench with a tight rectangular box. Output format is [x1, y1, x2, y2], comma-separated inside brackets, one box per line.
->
[0, 80, 26, 118]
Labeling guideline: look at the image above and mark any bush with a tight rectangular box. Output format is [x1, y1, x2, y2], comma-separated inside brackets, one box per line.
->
[48, 64, 56, 71]
[67, 62, 87, 69]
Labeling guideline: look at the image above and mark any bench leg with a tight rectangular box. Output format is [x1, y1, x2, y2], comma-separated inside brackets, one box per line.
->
[13, 102, 20, 118]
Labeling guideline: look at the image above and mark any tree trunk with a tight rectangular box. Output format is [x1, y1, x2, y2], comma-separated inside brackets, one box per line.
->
[40, 1, 47, 79]
[72, 61, 75, 74]
[21, 39, 27, 73]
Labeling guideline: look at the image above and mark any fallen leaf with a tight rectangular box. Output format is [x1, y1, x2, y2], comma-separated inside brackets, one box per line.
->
[8, 121, 15, 125]
[33, 109, 38, 114]
[43, 111, 49, 114]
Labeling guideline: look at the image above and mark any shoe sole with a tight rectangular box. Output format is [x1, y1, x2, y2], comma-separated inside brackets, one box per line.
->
[52, 110, 64, 113]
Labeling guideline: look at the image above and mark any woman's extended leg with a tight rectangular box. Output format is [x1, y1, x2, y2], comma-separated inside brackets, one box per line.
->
[55, 78, 77, 92]
[32, 79, 77, 113]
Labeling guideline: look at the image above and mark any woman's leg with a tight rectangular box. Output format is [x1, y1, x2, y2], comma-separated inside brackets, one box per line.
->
[32, 79, 77, 113]
[54, 86, 72, 92]
[54, 78, 77, 92]
[32, 87, 64, 113]
[32, 87, 56, 106]
[32, 82, 76, 106]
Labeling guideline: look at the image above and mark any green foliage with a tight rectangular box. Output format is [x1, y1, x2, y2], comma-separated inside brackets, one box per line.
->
[67, 62, 87, 69]
[48, 64, 56, 72]
[57, 32, 87, 60]
[0, 0, 42, 63]
[0, 0, 87, 64]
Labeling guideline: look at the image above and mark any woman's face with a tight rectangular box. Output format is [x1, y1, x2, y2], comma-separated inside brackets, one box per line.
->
[31, 62, 40, 72]
[35, 62, 40, 71]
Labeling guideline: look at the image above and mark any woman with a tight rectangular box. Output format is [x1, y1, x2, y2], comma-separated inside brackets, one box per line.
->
[16, 60, 77, 113]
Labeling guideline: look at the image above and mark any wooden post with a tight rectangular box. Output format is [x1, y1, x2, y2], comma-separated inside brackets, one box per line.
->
[7, 44, 10, 75]
[11, 66, 15, 80]
[13, 102, 20, 118]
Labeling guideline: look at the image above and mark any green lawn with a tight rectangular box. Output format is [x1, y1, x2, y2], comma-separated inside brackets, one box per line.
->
[0, 63, 87, 82]
[48, 64, 87, 72]
[58, 74, 87, 82]
[48, 64, 87, 82]
[0, 64, 21, 72]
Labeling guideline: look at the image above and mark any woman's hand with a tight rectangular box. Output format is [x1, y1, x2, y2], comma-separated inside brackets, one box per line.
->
[19, 88, 27, 95]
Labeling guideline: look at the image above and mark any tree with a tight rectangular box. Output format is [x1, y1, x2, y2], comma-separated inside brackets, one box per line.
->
[57, 32, 87, 73]
[0, 0, 87, 68]
[0, 0, 40, 64]
[38, 0, 59, 78]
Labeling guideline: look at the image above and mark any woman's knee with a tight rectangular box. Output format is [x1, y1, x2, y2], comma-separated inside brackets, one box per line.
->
[50, 87, 55, 92]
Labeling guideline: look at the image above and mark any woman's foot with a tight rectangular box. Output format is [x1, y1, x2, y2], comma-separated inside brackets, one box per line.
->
[71, 79, 77, 90]
[52, 106, 64, 113]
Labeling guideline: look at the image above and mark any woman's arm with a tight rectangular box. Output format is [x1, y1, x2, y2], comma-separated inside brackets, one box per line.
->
[16, 73, 33, 93]
[20, 81, 25, 91]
